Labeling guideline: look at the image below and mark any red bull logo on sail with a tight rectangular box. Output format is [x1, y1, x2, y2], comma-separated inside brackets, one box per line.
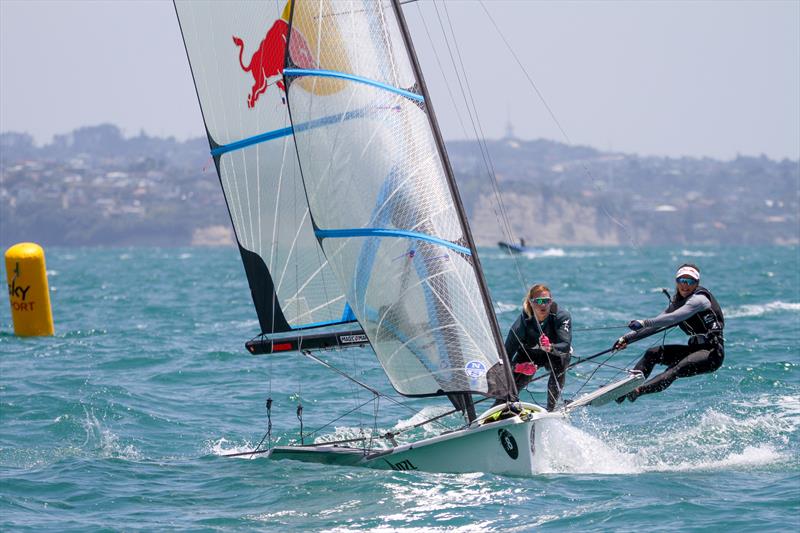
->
[232, 2, 314, 109]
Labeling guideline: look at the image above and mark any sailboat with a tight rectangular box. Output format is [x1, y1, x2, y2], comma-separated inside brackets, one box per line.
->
[174, 0, 642, 476]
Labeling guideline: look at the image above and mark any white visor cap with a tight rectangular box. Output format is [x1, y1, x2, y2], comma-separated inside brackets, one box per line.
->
[675, 266, 700, 281]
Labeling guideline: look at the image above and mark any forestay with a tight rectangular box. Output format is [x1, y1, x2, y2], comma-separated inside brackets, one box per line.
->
[175, 1, 354, 335]
[284, 0, 511, 399]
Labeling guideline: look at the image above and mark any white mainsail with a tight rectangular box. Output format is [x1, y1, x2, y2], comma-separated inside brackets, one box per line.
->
[285, 0, 512, 398]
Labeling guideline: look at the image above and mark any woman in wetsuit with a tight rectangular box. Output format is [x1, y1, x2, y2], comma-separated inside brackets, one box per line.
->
[504, 284, 572, 411]
[613, 263, 724, 402]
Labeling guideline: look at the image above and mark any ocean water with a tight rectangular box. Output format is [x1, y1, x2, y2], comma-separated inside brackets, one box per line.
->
[1, 245, 798, 531]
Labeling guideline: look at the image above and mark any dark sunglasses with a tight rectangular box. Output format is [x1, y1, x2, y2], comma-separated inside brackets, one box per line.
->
[530, 297, 552, 305]
[676, 277, 698, 286]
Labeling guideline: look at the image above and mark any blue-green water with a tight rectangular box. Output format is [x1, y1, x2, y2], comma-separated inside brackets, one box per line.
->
[2, 246, 798, 531]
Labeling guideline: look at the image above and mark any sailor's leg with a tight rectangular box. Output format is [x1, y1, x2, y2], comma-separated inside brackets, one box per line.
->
[546, 352, 570, 411]
[515, 371, 534, 392]
[636, 346, 723, 396]
[634, 346, 662, 378]
[633, 344, 690, 378]
[619, 345, 690, 402]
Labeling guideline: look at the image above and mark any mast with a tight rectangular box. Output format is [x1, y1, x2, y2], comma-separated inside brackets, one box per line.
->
[390, 0, 517, 403]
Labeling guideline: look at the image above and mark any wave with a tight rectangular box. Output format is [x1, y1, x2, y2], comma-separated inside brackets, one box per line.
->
[634, 404, 793, 472]
[726, 301, 800, 318]
[494, 301, 520, 315]
[680, 250, 717, 257]
[207, 437, 262, 459]
[81, 408, 142, 461]
[532, 418, 639, 474]
[532, 391, 798, 475]
[523, 248, 566, 258]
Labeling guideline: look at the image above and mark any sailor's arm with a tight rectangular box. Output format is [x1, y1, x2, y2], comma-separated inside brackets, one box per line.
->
[624, 294, 711, 343]
[504, 315, 525, 362]
[551, 310, 572, 353]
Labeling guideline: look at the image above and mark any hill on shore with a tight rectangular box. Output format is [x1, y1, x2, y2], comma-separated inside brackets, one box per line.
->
[1, 125, 797, 247]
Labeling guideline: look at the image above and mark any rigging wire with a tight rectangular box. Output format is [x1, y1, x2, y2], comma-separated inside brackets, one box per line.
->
[427, 0, 530, 293]
[573, 325, 630, 332]
[476, 0, 643, 253]
[302, 396, 378, 443]
[423, 0, 660, 410]
[422, 1, 541, 396]
[299, 350, 457, 432]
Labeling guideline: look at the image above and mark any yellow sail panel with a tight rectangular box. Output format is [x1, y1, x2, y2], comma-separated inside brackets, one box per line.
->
[291, 0, 351, 95]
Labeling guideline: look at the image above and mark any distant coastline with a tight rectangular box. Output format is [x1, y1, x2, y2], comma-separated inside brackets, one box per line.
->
[2, 124, 798, 247]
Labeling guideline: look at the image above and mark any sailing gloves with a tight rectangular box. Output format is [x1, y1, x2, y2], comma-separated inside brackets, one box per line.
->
[612, 337, 627, 352]
[539, 334, 551, 351]
[613, 320, 645, 351]
[514, 362, 537, 376]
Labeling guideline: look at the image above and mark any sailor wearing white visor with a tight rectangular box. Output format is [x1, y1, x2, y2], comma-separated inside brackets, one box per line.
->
[613, 263, 725, 403]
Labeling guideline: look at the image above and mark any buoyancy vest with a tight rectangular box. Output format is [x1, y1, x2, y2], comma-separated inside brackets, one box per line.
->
[668, 286, 724, 344]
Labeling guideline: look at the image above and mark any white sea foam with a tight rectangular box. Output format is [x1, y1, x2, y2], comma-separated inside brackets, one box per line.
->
[680, 249, 716, 257]
[522, 248, 566, 258]
[655, 445, 783, 472]
[628, 398, 795, 472]
[494, 301, 519, 315]
[560, 250, 602, 258]
[532, 417, 639, 474]
[540, 391, 799, 475]
[207, 437, 260, 459]
[393, 405, 460, 438]
[312, 426, 392, 450]
[81, 408, 142, 460]
[725, 301, 800, 318]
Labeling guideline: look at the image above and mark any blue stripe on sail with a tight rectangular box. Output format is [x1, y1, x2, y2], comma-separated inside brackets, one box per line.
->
[284, 68, 424, 103]
[211, 126, 294, 157]
[211, 109, 368, 157]
[341, 302, 356, 322]
[315, 228, 471, 256]
[291, 318, 359, 331]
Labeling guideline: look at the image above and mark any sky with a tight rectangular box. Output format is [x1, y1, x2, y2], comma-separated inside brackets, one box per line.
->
[1, 0, 798, 161]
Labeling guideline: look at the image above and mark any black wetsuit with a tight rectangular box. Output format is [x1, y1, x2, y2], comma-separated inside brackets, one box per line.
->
[624, 286, 724, 398]
[504, 303, 572, 410]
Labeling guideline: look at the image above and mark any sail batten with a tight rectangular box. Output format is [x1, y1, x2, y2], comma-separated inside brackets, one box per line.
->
[285, 68, 424, 102]
[315, 228, 471, 255]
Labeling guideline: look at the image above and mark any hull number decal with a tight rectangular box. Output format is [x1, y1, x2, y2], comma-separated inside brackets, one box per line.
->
[499, 429, 519, 460]
[385, 458, 418, 471]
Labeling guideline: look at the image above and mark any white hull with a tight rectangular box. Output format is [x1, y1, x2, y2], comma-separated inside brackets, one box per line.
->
[267, 403, 562, 476]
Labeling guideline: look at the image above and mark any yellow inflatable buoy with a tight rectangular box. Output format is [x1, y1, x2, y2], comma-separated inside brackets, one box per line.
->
[4, 242, 54, 336]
